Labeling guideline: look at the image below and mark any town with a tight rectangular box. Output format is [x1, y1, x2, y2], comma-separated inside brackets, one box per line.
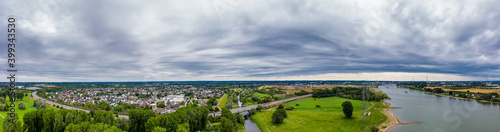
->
[38, 85, 223, 114]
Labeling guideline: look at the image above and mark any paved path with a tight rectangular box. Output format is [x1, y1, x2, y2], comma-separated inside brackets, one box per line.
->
[230, 94, 312, 113]
[32, 91, 129, 118]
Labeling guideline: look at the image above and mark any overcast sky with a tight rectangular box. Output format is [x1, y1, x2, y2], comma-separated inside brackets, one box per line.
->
[1, 0, 500, 82]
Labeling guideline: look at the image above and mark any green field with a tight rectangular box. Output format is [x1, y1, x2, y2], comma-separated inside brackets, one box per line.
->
[251, 97, 388, 132]
[243, 92, 271, 105]
[254, 92, 270, 98]
[217, 94, 228, 109]
[244, 97, 258, 105]
[0, 92, 58, 131]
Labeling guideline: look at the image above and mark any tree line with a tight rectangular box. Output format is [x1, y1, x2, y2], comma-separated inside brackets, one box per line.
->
[14, 103, 244, 132]
[311, 87, 389, 101]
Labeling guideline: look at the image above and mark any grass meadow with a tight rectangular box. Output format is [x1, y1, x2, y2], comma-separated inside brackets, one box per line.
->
[251, 97, 388, 132]
[0, 92, 58, 131]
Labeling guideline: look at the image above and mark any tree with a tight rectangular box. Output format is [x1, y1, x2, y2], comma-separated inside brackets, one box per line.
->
[240, 97, 247, 105]
[18, 102, 26, 110]
[0, 97, 5, 104]
[4, 103, 9, 111]
[93, 111, 115, 125]
[271, 110, 284, 123]
[219, 117, 235, 132]
[16, 91, 24, 101]
[24, 110, 41, 132]
[370, 126, 379, 132]
[153, 126, 166, 132]
[157, 103, 165, 108]
[207, 98, 218, 106]
[251, 96, 258, 101]
[278, 108, 287, 118]
[272, 104, 287, 123]
[39, 103, 47, 109]
[33, 99, 47, 109]
[128, 109, 156, 132]
[225, 100, 233, 109]
[0, 103, 3, 111]
[156, 93, 162, 99]
[342, 101, 353, 118]
[53, 112, 65, 132]
[214, 107, 220, 112]
[114, 105, 123, 112]
[116, 117, 130, 131]
[221, 108, 237, 125]
[256, 105, 263, 111]
[65, 112, 75, 125]
[43, 110, 55, 132]
[3, 114, 22, 132]
[176, 123, 190, 132]
[236, 114, 245, 125]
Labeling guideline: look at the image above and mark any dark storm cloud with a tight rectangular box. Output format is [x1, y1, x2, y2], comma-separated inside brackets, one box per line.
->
[1, 0, 500, 81]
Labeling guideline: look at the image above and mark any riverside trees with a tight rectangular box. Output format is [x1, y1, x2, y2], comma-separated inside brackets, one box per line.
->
[312, 87, 389, 101]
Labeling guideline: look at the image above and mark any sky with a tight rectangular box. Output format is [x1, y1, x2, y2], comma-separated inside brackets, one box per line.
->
[1, 0, 500, 82]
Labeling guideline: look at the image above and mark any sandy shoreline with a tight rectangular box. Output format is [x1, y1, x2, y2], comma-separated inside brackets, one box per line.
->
[379, 102, 400, 132]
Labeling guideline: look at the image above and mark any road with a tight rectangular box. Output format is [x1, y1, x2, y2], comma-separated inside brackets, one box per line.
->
[230, 94, 312, 113]
[31, 91, 129, 118]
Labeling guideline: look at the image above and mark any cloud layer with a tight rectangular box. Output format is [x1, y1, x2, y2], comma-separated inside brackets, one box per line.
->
[1, 0, 500, 82]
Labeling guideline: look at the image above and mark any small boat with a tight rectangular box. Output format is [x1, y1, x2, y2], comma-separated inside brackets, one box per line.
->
[405, 91, 408, 93]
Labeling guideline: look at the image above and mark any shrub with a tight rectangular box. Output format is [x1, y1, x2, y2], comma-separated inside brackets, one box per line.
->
[18, 102, 26, 110]
[285, 107, 294, 110]
[3, 104, 8, 111]
[370, 126, 379, 132]
[314, 99, 316, 100]
[295, 104, 300, 106]
[316, 105, 320, 107]
[56, 105, 59, 108]
[60, 107, 63, 109]
[256, 105, 263, 111]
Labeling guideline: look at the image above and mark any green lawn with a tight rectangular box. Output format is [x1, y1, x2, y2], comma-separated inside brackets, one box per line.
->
[251, 97, 388, 132]
[217, 94, 228, 109]
[243, 92, 270, 106]
[0, 92, 58, 131]
[282, 97, 368, 112]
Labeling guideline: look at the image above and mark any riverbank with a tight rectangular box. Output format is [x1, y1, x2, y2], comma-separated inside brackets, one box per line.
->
[417, 89, 500, 104]
[379, 102, 400, 132]
[401, 86, 500, 104]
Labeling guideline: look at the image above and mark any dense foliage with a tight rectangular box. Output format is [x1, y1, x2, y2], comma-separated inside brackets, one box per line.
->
[33, 98, 47, 109]
[312, 87, 389, 101]
[342, 101, 353, 118]
[272, 104, 287, 123]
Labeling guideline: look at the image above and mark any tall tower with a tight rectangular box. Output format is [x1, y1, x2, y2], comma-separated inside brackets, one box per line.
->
[361, 83, 368, 121]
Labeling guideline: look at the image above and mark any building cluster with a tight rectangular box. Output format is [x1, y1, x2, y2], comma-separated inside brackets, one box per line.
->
[45, 86, 222, 114]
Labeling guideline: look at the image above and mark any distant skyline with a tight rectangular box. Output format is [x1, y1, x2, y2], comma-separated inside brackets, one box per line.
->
[1, 0, 500, 82]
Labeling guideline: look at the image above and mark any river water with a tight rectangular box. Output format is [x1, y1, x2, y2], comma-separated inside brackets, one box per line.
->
[377, 84, 500, 132]
[244, 116, 261, 132]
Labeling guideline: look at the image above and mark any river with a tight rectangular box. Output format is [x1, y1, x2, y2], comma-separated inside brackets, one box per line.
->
[244, 115, 260, 132]
[376, 84, 500, 132]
